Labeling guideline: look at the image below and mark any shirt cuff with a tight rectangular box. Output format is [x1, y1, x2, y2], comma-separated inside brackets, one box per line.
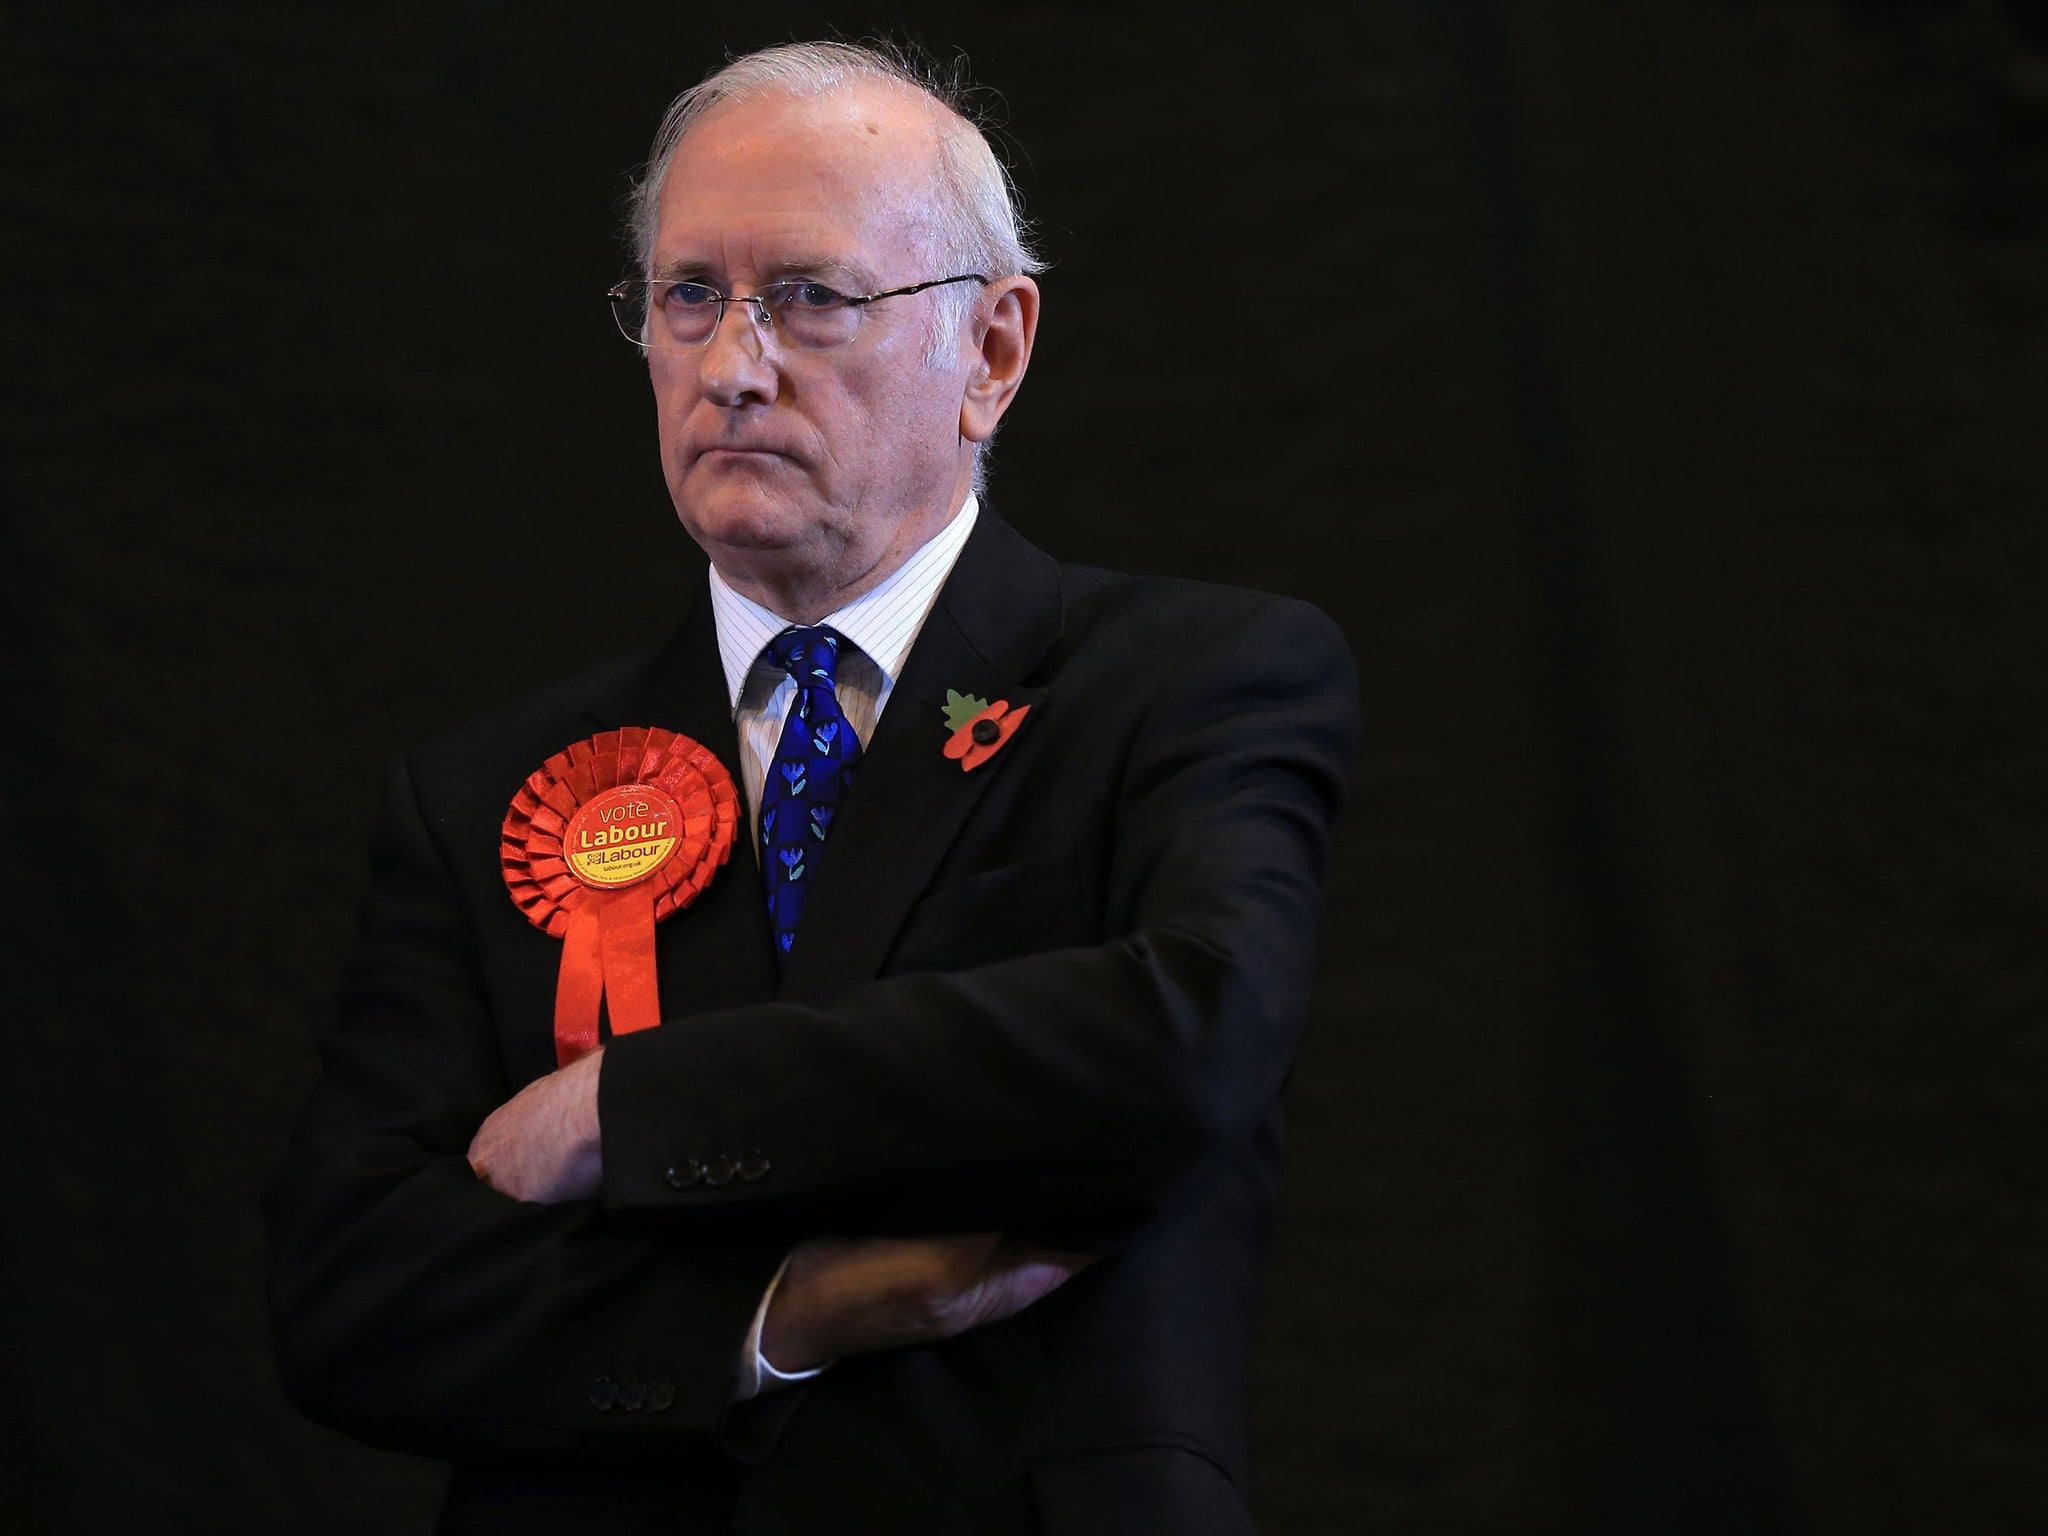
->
[734, 1251, 830, 1401]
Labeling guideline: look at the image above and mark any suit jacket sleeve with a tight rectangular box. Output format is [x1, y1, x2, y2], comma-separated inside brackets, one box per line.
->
[598, 593, 1361, 1246]
[264, 755, 787, 1462]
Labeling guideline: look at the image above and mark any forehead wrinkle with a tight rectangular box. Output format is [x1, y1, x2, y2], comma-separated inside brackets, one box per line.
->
[659, 81, 953, 276]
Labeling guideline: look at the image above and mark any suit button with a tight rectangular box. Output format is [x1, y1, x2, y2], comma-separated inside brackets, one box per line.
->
[737, 1151, 772, 1182]
[617, 1377, 646, 1412]
[588, 1377, 618, 1412]
[648, 1377, 676, 1412]
[704, 1155, 737, 1187]
[666, 1159, 705, 1189]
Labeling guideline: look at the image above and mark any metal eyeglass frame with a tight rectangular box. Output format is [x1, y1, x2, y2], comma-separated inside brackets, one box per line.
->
[607, 272, 989, 350]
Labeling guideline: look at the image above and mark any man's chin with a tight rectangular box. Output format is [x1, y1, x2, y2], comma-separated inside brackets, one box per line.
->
[673, 485, 823, 558]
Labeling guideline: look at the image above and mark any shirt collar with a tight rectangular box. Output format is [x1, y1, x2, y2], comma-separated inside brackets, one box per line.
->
[706, 493, 980, 712]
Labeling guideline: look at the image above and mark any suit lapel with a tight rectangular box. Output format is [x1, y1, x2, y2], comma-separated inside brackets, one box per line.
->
[778, 512, 1064, 1006]
[584, 590, 779, 1014]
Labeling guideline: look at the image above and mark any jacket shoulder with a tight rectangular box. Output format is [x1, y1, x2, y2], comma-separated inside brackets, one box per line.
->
[1054, 560, 1351, 661]
[403, 650, 654, 809]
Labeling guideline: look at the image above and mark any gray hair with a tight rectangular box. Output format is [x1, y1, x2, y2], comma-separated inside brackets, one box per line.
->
[628, 41, 1043, 287]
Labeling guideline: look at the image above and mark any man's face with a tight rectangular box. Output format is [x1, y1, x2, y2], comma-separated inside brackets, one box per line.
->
[647, 84, 977, 606]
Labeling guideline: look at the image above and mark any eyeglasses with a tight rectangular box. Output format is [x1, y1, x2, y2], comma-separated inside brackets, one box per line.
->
[607, 273, 988, 351]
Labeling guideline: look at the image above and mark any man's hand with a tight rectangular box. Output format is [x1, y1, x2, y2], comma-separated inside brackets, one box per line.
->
[467, 1048, 604, 1202]
[762, 1232, 1096, 1374]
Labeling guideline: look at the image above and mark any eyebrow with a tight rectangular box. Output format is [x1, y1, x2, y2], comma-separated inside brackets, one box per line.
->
[649, 253, 880, 289]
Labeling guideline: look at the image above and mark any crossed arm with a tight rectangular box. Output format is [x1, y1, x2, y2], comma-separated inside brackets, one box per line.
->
[266, 597, 1357, 1460]
[464, 1048, 1092, 1375]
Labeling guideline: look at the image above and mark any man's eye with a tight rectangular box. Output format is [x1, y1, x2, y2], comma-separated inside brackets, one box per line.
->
[778, 281, 844, 309]
[662, 281, 720, 308]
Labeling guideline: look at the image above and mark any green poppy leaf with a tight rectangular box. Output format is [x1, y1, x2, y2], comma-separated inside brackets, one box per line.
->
[942, 687, 992, 733]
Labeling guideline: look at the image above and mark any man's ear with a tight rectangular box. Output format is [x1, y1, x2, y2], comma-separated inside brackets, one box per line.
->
[960, 276, 1039, 445]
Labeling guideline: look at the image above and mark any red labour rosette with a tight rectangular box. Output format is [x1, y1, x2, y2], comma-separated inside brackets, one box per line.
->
[501, 727, 739, 1066]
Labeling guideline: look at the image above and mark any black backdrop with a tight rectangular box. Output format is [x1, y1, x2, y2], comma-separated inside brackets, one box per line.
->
[5, 3, 2044, 1532]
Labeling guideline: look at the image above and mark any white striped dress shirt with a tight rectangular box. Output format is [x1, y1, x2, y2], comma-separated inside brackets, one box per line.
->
[707, 492, 980, 1399]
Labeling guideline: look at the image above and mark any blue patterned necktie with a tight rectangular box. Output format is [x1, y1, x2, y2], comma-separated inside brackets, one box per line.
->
[757, 625, 863, 964]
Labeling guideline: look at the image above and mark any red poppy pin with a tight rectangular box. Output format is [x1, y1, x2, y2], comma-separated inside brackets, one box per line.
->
[942, 688, 1031, 771]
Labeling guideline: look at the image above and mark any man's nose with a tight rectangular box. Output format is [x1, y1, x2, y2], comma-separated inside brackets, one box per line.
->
[697, 298, 780, 407]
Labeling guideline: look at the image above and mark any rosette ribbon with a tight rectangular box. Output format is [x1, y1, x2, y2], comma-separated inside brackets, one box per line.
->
[501, 727, 739, 1066]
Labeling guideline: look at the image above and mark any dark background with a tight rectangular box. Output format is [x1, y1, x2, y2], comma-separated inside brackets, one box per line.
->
[5, 2, 2043, 1531]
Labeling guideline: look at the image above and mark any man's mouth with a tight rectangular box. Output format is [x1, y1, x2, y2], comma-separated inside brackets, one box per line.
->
[697, 445, 792, 464]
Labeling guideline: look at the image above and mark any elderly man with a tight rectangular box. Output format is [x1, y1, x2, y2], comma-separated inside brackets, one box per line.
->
[268, 40, 1357, 1536]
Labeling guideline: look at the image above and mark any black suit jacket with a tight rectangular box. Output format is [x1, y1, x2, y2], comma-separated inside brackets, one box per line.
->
[267, 511, 1360, 1535]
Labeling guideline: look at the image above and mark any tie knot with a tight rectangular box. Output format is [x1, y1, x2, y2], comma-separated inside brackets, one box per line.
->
[765, 625, 849, 689]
